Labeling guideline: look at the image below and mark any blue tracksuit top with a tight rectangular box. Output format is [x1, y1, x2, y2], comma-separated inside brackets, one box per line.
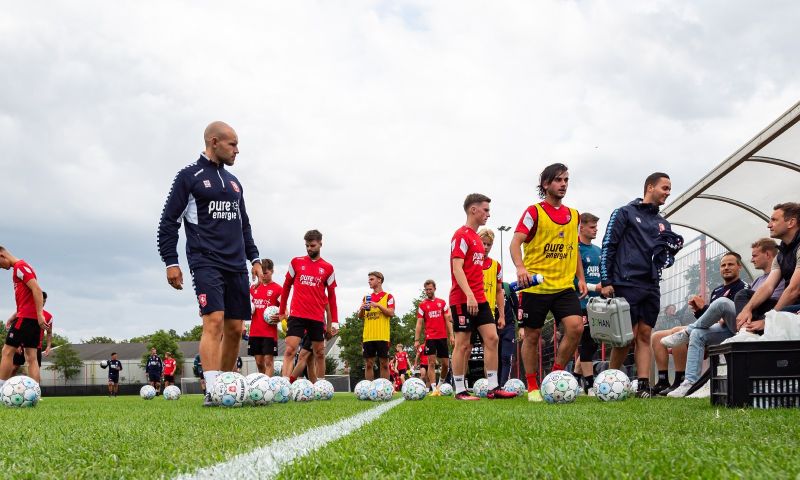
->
[157, 154, 259, 272]
[600, 198, 674, 290]
[576, 242, 602, 309]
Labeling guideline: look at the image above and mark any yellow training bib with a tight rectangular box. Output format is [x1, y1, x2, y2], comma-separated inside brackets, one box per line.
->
[522, 203, 579, 294]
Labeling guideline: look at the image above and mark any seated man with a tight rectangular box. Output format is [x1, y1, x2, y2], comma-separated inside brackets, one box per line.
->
[653, 252, 748, 395]
[668, 238, 784, 397]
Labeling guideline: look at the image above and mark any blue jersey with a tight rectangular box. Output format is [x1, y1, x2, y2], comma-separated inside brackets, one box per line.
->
[157, 154, 260, 272]
[576, 242, 602, 309]
[146, 355, 163, 375]
[107, 360, 122, 378]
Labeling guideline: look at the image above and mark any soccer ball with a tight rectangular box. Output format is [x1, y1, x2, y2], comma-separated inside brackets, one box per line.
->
[140, 385, 156, 400]
[269, 377, 291, 404]
[628, 378, 638, 395]
[1, 375, 41, 407]
[541, 371, 580, 404]
[247, 377, 275, 406]
[472, 378, 490, 398]
[370, 378, 394, 401]
[401, 378, 427, 400]
[246, 373, 269, 386]
[593, 369, 630, 402]
[163, 385, 181, 400]
[263, 306, 280, 324]
[211, 372, 249, 407]
[314, 380, 335, 401]
[290, 379, 315, 402]
[100, 360, 108, 369]
[438, 383, 454, 396]
[273, 361, 283, 374]
[503, 378, 526, 397]
[354, 380, 372, 400]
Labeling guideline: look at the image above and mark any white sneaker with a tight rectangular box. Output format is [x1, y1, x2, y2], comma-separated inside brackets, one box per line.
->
[688, 382, 711, 398]
[661, 329, 690, 348]
[667, 380, 694, 398]
[587, 387, 596, 397]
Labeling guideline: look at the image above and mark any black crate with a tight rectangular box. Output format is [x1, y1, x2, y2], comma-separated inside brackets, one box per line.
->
[708, 341, 800, 409]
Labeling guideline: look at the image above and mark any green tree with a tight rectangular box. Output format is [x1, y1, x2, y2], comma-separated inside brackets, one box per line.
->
[50, 333, 70, 348]
[180, 325, 203, 341]
[325, 356, 338, 375]
[82, 336, 116, 344]
[139, 330, 184, 375]
[128, 334, 151, 344]
[46, 344, 83, 384]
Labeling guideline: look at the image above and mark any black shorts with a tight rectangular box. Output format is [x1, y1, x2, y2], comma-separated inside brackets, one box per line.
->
[301, 334, 313, 352]
[190, 266, 250, 319]
[12, 351, 25, 366]
[424, 338, 449, 358]
[519, 289, 582, 329]
[5, 318, 41, 349]
[249, 336, 278, 356]
[451, 302, 495, 333]
[108, 375, 119, 385]
[286, 317, 325, 342]
[148, 373, 161, 383]
[363, 341, 390, 359]
[579, 312, 599, 362]
[163, 374, 175, 383]
[614, 285, 660, 328]
[397, 368, 408, 376]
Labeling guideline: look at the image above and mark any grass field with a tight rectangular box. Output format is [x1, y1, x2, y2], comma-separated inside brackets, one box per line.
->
[1, 393, 799, 479]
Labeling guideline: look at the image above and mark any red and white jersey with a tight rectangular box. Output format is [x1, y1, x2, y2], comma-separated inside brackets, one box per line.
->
[281, 256, 337, 323]
[449, 226, 487, 305]
[37, 310, 53, 348]
[395, 351, 409, 370]
[417, 297, 448, 339]
[250, 281, 282, 339]
[163, 358, 177, 376]
[417, 344, 428, 366]
[12, 260, 39, 319]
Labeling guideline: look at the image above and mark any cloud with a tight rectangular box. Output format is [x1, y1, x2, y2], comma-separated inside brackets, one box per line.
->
[1, 1, 798, 341]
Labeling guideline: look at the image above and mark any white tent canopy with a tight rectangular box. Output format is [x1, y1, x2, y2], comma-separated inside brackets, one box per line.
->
[663, 101, 800, 280]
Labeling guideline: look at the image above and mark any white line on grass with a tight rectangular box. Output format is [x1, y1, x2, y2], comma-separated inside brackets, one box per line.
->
[176, 398, 404, 480]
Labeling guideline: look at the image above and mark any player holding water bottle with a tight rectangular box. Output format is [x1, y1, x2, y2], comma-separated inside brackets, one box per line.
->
[509, 163, 588, 402]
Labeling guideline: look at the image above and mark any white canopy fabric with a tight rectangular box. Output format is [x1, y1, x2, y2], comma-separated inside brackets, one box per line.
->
[663, 101, 800, 280]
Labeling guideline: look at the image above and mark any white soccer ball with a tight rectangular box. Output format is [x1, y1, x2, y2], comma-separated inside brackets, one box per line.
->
[370, 378, 395, 401]
[263, 306, 280, 324]
[290, 379, 315, 402]
[503, 378, 526, 397]
[100, 360, 109, 369]
[438, 383, 454, 396]
[628, 378, 638, 395]
[1, 375, 41, 407]
[140, 385, 156, 400]
[314, 380, 335, 401]
[401, 378, 427, 400]
[211, 372, 249, 407]
[269, 377, 291, 404]
[354, 380, 372, 400]
[273, 361, 283, 374]
[247, 377, 275, 406]
[473, 378, 490, 398]
[541, 371, 580, 404]
[163, 385, 181, 400]
[593, 369, 630, 402]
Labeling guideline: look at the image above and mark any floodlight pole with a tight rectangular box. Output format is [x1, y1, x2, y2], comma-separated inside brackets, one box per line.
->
[498, 226, 512, 277]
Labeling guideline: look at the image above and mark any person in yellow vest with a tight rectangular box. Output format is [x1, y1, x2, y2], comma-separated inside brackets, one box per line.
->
[510, 163, 588, 402]
[358, 271, 395, 380]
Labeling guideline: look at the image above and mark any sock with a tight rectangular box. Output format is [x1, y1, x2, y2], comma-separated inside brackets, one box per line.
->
[638, 378, 649, 391]
[289, 376, 297, 384]
[552, 363, 564, 372]
[584, 375, 594, 392]
[526, 373, 539, 391]
[487, 370, 499, 390]
[454, 375, 466, 394]
[203, 371, 219, 393]
[673, 371, 685, 387]
[657, 370, 668, 383]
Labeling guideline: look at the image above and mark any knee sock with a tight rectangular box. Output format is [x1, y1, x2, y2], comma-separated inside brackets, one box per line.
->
[526, 373, 539, 391]
[203, 371, 219, 393]
[584, 375, 594, 392]
[655, 370, 670, 387]
[552, 362, 564, 372]
[638, 378, 649, 391]
[487, 370, 499, 390]
[672, 371, 685, 387]
[454, 375, 466, 394]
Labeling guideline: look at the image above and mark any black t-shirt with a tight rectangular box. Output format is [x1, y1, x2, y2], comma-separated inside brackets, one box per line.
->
[108, 359, 122, 377]
[694, 279, 748, 318]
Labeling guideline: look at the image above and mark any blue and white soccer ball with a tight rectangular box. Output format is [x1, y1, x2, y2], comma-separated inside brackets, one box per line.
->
[244, 373, 270, 406]
[503, 378, 526, 397]
[401, 378, 427, 400]
[263, 305, 280, 324]
[245, 373, 269, 386]
[370, 378, 394, 401]
[472, 378, 490, 398]
[438, 382, 454, 396]
[628, 378, 638, 395]
[139, 385, 156, 400]
[247, 377, 275, 406]
[290, 379, 315, 402]
[354, 380, 372, 400]
[163, 385, 181, 400]
[269, 377, 291, 404]
[541, 371, 580, 404]
[1, 375, 41, 407]
[313, 380, 335, 401]
[593, 369, 630, 402]
[211, 372, 249, 407]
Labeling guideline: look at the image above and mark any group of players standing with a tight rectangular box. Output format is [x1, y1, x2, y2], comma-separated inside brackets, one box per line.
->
[156, 120, 681, 405]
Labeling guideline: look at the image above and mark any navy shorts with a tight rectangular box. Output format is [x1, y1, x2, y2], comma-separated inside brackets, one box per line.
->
[148, 372, 162, 383]
[108, 375, 119, 384]
[614, 285, 660, 328]
[191, 266, 250, 319]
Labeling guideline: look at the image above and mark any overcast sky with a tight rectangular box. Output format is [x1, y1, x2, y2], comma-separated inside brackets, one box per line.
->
[1, 1, 798, 342]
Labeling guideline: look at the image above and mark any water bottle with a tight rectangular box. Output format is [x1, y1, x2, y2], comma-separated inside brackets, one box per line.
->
[365, 294, 372, 312]
[509, 274, 544, 292]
